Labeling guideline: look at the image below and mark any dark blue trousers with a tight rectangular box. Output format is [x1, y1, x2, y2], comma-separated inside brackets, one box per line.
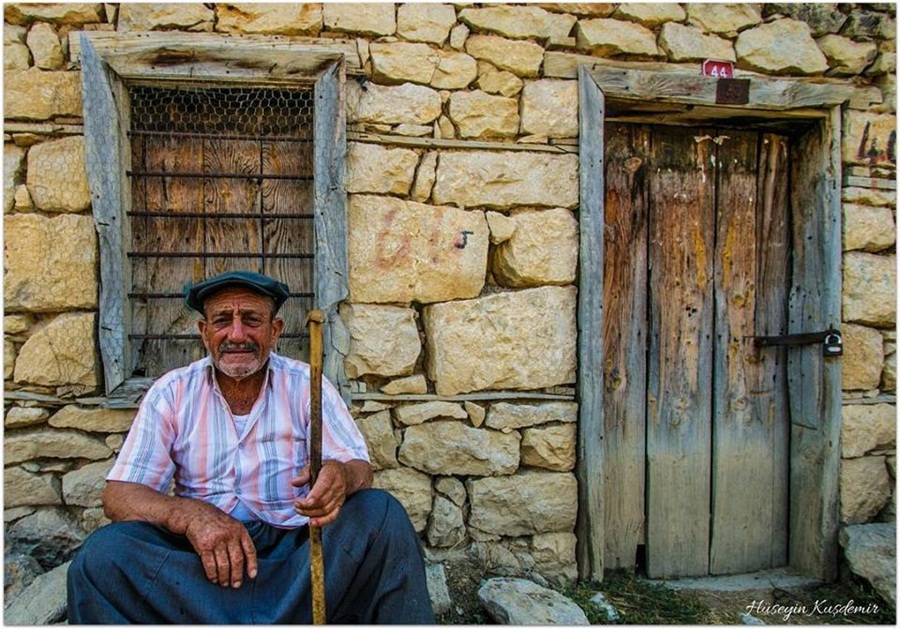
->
[66, 489, 435, 624]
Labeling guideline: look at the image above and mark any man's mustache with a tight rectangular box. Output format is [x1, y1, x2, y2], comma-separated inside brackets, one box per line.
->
[220, 342, 260, 352]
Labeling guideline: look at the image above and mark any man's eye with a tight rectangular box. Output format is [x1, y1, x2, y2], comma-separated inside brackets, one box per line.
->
[244, 317, 264, 327]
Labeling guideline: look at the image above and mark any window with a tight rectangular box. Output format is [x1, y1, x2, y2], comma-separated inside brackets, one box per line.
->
[80, 33, 350, 402]
[127, 84, 315, 377]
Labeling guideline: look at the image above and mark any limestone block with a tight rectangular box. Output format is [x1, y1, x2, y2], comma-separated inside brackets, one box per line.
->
[5, 313, 32, 335]
[4, 41, 31, 70]
[5, 407, 49, 428]
[735, 19, 828, 74]
[437, 115, 455, 139]
[424, 287, 577, 395]
[486, 402, 578, 431]
[2, 561, 70, 626]
[13, 313, 100, 388]
[843, 203, 895, 252]
[5, 429, 111, 465]
[373, 467, 432, 532]
[26, 136, 91, 212]
[347, 142, 418, 195]
[465, 401, 486, 427]
[467, 471, 578, 536]
[840, 10, 895, 41]
[479, 576, 590, 625]
[431, 50, 478, 90]
[393, 124, 431, 137]
[433, 151, 579, 209]
[6, 507, 85, 568]
[427, 493, 466, 547]
[521, 424, 577, 472]
[866, 52, 896, 77]
[14, 184, 33, 210]
[323, 3, 395, 37]
[531, 532, 579, 582]
[842, 186, 895, 208]
[61, 458, 113, 507]
[435, 475, 466, 506]
[842, 323, 885, 391]
[520, 80, 578, 139]
[381, 374, 428, 395]
[841, 456, 891, 524]
[842, 404, 897, 459]
[105, 434, 124, 453]
[465, 35, 544, 78]
[659, 23, 736, 63]
[5, 23, 26, 44]
[843, 252, 896, 328]
[614, 3, 686, 27]
[459, 5, 577, 45]
[356, 410, 398, 470]
[883, 348, 896, 392]
[371, 42, 438, 85]
[397, 3, 456, 45]
[348, 195, 488, 304]
[26, 23, 63, 70]
[4, 68, 82, 120]
[5, 213, 98, 311]
[48, 405, 136, 433]
[448, 90, 518, 139]
[81, 506, 110, 533]
[538, 4, 615, 18]
[4, 467, 60, 508]
[492, 208, 578, 287]
[575, 18, 659, 57]
[347, 81, 442, 126]
[411, 151, 438, 202]
[215, 3, 320, 35]
[843, 111, 896, 166]
[4, 4, 103, 25]
[5, 339, 16, 379]
[477, 69, 523, 98]
[117, 3, 214, 31]
[449, 23, 469, 50]
[399, 421, 520, 476]
[341, 303, 421, 378]
[395, 401, 468, 426]
[486, 211, 516, 244]
[4, 144, 25, 213]
[686, 3, 761, 35]
[817, 35, 878, 76]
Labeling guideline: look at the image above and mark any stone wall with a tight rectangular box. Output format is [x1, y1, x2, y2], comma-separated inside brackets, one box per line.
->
[3, 2, 896, 594]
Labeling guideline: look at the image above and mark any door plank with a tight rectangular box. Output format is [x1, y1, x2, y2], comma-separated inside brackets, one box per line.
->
[602, 122, 649, 569]
[710, 130, 789, 573]
[646, 126, 715, 578]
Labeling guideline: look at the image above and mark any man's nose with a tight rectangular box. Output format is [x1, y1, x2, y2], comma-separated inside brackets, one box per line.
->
[227, 318, 247, 341]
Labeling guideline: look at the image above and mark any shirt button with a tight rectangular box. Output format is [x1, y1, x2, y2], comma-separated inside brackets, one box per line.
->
[235, 488, 242, 495]
[238, 443, 245, 450]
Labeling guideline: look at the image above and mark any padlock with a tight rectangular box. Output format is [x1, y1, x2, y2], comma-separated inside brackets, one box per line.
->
[822, 331, 843, 357]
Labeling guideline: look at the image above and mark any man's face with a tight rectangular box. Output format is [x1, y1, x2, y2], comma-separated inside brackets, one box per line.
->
[198, 287, 284, 381]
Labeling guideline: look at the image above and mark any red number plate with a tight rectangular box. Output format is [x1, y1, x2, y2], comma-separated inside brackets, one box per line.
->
[702, 59, 734, 79]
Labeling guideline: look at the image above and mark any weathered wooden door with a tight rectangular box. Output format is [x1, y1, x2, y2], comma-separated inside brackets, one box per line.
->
[603, 122, 791, 578]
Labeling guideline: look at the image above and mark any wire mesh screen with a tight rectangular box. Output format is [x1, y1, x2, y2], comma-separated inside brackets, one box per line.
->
[127, 83, 315, 377]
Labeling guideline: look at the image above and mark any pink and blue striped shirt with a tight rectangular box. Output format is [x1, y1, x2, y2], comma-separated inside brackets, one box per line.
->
[107, 352, 369, 528]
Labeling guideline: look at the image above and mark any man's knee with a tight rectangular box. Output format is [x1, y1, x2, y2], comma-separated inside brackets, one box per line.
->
[70, 521, 150, 580]
[342, 488, 414, 530]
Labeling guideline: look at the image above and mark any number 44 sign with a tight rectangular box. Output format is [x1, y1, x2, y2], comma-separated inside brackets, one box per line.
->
[702, 59, 734, 78]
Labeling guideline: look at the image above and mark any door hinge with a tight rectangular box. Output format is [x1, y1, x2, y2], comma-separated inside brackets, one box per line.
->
[752, 329, 842, 357]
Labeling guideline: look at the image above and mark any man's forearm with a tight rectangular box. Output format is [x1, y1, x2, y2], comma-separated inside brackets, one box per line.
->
[103, 480, 198, 534]
[343, 459, 374, 496]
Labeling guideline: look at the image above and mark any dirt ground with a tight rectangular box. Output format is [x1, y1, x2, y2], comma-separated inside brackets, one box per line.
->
[436, 561, 895, 625]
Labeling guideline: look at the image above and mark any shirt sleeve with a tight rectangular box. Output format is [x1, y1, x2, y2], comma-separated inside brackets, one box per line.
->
[107, 380, 178, 493]
[320, 375, 370, 464]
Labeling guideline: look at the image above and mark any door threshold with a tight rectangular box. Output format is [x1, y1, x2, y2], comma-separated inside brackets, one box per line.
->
[648, 568, 823, 594]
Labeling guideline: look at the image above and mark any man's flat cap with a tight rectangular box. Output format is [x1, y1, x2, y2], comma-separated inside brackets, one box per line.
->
[185, 271, 291, 314]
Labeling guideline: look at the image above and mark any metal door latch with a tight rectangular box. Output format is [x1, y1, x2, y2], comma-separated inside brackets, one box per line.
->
[753, 329, 842, 357]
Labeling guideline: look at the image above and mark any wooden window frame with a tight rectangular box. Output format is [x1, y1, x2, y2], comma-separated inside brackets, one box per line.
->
[79, 32, 353, 405]
[577, 63, 850, 582]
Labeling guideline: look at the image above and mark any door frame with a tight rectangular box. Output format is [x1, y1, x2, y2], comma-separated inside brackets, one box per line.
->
[576, 62, 849, 582]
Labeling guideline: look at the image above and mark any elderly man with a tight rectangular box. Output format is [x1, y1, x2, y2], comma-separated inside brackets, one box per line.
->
[67, 271, 435, 624]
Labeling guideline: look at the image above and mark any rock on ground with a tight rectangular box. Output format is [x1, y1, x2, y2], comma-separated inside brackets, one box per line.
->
[3, 560, 70, 625]
[839, 522, 896, 608]
[478, 576, 590, 625]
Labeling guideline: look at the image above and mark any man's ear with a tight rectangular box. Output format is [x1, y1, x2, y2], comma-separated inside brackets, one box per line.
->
[272, 317, 285, 340]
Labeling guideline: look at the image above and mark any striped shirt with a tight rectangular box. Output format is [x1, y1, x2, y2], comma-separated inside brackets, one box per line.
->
[107, 352, 369, 528]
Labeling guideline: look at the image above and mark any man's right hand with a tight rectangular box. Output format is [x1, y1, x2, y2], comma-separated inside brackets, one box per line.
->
[172, 499, 258, 589]
[103, 481, 258, 589]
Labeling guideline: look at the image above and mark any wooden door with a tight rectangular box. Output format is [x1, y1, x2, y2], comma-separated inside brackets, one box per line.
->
[603, 122, 791, 578]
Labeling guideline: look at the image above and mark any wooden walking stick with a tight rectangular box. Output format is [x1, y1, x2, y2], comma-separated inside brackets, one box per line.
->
[306, 310, 327, 625]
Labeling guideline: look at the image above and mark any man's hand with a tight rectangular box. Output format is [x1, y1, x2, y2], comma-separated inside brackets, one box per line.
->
[103, 481, 257, 589]
[292, 459, 373, 527]
[171, 500, 259, 589]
